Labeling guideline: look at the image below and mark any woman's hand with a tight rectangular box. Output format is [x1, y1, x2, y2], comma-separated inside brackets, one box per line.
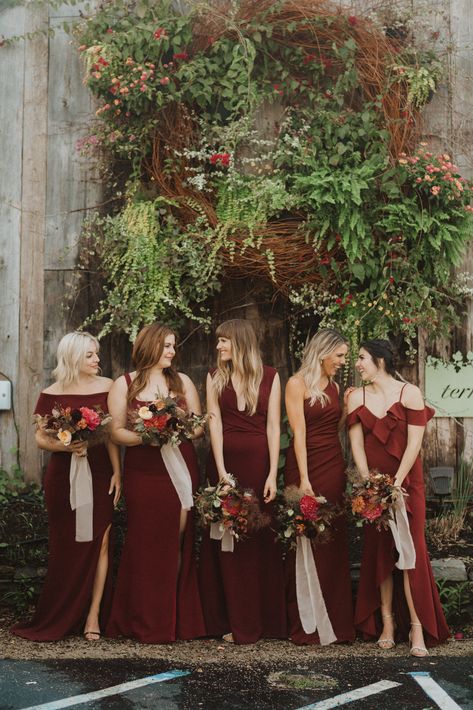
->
[263, 476, 277, 503]
[299, 480, 315, 497]
[343, 386, 356, 409]
[109, 472, 121, 507]
[69, 440, 88, 456]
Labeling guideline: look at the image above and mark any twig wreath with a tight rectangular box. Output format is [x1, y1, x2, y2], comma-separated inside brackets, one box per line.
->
[74, 0, 472, 354]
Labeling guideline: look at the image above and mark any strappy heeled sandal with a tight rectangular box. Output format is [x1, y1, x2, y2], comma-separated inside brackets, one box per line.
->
[222, 632, 234, 643]
[83, 630, 101, 641]
[377, 613, 396, 650]
[409, 622, 429, 657]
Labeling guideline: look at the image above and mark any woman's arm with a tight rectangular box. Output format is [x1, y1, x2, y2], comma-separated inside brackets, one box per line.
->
[339, 384, 355, 431]
[347, 388, 370, 478]
[106, 441, 122, 506]
[108, 376, 142, 447]
[180, 373, 204, 439]
[393, 384, 426, 487]
[285, 375, 314, 496]
[264, 373, 281, 503]
[206, 372, 228, 481]
[35, 428, 87, 455]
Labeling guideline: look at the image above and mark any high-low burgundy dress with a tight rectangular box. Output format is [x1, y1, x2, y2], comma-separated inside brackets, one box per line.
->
[105, 373, 205, 643]
[198, 366, 287, 644]
[284, 381, 355, 644]
[11, 391, 114, 641]
[347, 385, 449, 646]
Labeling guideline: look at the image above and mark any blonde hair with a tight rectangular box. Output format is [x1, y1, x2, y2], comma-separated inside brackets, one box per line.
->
[298, 328, 348, 406]
[212, 319, 263, 416]
[52, 331, 100, 387]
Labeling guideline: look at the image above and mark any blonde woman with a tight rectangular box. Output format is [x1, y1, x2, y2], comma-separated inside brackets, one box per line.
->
[12, 332, 121, 641]
[199, 319, 286, 644]
[284, 328, 355, 644]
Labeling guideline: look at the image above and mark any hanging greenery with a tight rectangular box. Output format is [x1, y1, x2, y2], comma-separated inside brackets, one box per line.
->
[72, 0, 472, 353]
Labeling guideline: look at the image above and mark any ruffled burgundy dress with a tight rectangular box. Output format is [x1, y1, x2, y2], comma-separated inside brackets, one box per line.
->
[11, 392, 114, 641]
[105, 373, 205, 643]
[284, 382, 355, 644]
[347, 386, 449, 646]
[198, 366, 287, 644]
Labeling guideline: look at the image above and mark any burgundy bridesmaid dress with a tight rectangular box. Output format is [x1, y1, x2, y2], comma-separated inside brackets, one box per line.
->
[198, 366, 287, 644]
[284, 381, 355, 644]
[11, 392, 114, 641]
[347, 385, 450, 646]
[105, 373, 205, 643]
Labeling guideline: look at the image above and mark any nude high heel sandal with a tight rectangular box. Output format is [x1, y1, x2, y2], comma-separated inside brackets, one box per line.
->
[409, 622, 429, 657]
[377, 613, 396, 650]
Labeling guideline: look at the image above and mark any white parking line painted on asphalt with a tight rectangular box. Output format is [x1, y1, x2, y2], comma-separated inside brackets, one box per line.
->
[294, 679, 402, 709]
[18, 669, 191, 710]
[409, 671, 463, 710]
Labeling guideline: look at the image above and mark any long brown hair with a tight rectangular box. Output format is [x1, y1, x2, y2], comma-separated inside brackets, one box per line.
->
[127, 322, 184, 405]
[211, 319, 263, 415]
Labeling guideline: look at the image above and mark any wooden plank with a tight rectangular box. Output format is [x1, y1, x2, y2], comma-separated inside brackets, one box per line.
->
[0, 7, 25, 473]
[17, 3, 49, 480]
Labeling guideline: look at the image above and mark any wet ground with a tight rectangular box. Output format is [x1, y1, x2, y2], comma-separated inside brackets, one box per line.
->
[1, 656, 472, 709]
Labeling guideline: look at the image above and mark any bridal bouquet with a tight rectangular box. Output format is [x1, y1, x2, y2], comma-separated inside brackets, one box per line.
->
[34, 403, 111, 446]
[275, 486, 337, 553]
[347, 468, 399, 531]
[132, 395, 206, 446]
[194, 475, 270, 549]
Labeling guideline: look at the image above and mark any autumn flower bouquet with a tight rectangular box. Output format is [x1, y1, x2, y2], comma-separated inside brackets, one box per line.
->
[347, 468, 399, 530]
[132, 395, 206, 446]
[275, 486, 337, 552]
[194, 475, 270, 550]
[35, 403, 111, 447]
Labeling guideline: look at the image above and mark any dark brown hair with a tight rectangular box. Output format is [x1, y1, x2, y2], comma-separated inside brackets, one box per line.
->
[127, 322, 183, 405]
[360, 339, 397, 377]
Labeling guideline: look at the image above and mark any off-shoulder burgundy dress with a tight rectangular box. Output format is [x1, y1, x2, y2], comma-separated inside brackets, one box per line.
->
[105, 373, 205, 643]
[284, 381, 355, 644]
[198, 366, 287, 644]
[11, 392, 114, 641]
[347, 385, 449, 646]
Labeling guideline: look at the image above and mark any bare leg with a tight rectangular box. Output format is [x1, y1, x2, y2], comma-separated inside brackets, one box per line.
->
[377, 574, 396, 649]
[403, 570, 428, 656]
[177, 509, 188, 575]
[84, 525, 111, 640]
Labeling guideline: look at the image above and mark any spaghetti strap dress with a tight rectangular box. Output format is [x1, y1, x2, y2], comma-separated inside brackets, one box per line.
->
[347, 386, 449, 646]
[284, 381, 355, 644]
[105, 373, 205, 643]
[198, 365, 287, 644]
[11, 392, 114, 641]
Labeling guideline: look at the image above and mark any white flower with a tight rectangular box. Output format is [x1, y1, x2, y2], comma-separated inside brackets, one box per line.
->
[138, 406, 153, 420]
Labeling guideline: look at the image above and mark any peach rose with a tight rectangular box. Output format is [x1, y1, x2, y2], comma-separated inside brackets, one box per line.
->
[58, 429, 72, 446]
[138, 406, 153, 420]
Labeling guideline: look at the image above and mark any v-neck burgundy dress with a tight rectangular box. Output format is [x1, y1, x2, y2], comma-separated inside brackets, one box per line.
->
[198, 366, 287, 644]
[284, 382, 355, 644]
[347, 388, 449, 646]
[105, 373, 205, 643]
[11, 392, 114, 641]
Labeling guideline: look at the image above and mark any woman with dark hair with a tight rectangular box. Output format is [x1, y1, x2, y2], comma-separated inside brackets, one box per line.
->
[284, 328, 355, 645]
[105, 322, 205, 643]
[198, 319, 286, 644]
[347, 339, 449, 655]
[12, 332, 121, 641]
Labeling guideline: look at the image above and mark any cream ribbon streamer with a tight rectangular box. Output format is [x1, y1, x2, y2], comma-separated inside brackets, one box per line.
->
[69, 453, 93, 542]
[295, 537, 337, 645]
[388, 494, 416, 569]
[160, 443, 194, 511]
[210, 522, 235, 552]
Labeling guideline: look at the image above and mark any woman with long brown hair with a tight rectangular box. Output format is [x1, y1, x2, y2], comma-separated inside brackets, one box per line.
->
[198, 318, 286, 644]
[105, 322, 205, 643]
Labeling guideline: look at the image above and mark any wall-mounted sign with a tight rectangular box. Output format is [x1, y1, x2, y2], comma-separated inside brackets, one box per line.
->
[425, 352, 473, 418]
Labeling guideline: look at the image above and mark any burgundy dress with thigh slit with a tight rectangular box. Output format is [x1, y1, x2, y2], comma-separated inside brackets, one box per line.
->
[198, 366, 287, 644]
[284, 382, 355, 644]
[11, 392, 114, 641]
[105, 373, 205, 643]
[347, 386, 449, 646]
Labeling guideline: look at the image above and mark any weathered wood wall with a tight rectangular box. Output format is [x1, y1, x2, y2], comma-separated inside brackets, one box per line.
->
[0, 0, 471, 479]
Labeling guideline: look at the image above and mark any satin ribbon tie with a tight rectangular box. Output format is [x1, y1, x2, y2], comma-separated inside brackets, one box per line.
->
[69, 453, 93, 542]
[210, 522, 235, 552]
[160, 443, 194, 511]
[295, 537, 337, 645]
[388, 494, 416, 569]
